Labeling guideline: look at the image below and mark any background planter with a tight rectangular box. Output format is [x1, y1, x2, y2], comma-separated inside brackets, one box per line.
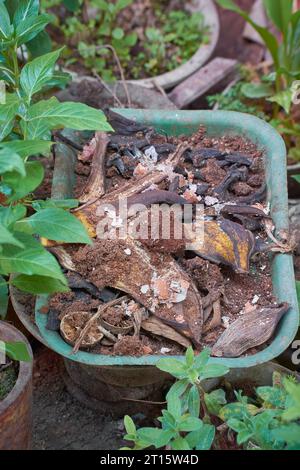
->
[0, 321, 33, 450]
[135, 0, 220, 89]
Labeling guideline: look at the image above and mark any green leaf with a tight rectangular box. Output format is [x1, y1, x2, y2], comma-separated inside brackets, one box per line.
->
[256, 386, 287, 408]
[268, 89, 293, 114]
[115, 0, 133, 13]
[157, 358, 186, 378]
[11, 274, 70, 294]
[185, 346, 194, 367]
[20, 48, 62, 100]
[16, 208, 91, 244]
[170, 436, 190, 450]
[13, 0, 39, 26]
[0, 223, 24, 247]
[272, 423, 300, 445]
[186, 423, 215, 450]
[204, 389, 227, 416]
[167, 391, 181, 419]
[0, 205, 27, 228]
[0, 63, 15, 85]
[112, 27, 124, 40]
[0, 140, 53, 158]
[0, 341, 31, 362]
[63, 0, 81, 12]
[263, 0, 293, 35]
[26, 30, 52, 58]
[0, 2, 13, 39]
[137, 428, 173, 448]
[22, 98, 113, 140]
[0, 274, 8, 318]
[241, 82, 274, 99]
[15, 13, 52, 46]
[124, 415, 136, 435]
[0, 148, 25, 176]
[199, 364, 229, 380]
[178, 416, 202, 432]
[3, 160, 44, 201]
[0, 232, 66, 282]
[292, 175, 300, 185]
[0, 94, 20, 140]
[216, 0, 279, 67]
[188, 384, 200, 417]
[32, 199, 79, 210]
[282, 379, 300, 421]
[166, 379, 189, 403]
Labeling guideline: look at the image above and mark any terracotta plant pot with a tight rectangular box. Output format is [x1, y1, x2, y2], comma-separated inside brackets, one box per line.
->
[0, 321, 33, 450]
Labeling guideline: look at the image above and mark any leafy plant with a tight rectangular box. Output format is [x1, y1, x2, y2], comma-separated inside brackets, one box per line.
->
[221, 373, 300, 450]
[0, 0, 112, 317]
[216, 0, 300, 114]
[122, 347, 229, 450]
[42, 0, 209, 80]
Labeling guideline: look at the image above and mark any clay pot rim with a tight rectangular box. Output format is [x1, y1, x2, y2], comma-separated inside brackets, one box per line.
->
[0, 321, 33, 414]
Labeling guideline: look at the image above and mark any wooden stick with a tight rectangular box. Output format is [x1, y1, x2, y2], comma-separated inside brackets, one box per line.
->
[78, 132, 109, 203]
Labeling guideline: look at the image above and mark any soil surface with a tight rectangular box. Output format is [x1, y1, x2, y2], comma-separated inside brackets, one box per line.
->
[0, 361, 18, 401]
[32, 346, 123, 450]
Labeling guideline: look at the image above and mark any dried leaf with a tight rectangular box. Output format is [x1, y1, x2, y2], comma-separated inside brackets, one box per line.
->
[141, 315, 191, 348]
[211, 303, 290, 357]
[185, 219, 255, 273]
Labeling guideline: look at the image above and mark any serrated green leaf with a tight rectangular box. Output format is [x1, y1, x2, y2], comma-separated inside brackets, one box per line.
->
[20, 48, 62, 100]
[185, 346, 194, 367]
[15, 13, 52, 46]
[0, 232, 66, 282]
[0, 274, 8, 318]
[3, 160, 44, 201]
[272, 423, 300, 445]
[13, 0, 39, 26]
[21, 98, 113, 139]
[0, 148, 25, 176]
[0, 139, 53, 158]
[167, 390, 181, 419]
[11, 274, 69, 294]
[15, 208, 91, 244]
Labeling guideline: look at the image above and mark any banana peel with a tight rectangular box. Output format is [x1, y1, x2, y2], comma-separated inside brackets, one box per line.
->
[185, 218, 256, 273]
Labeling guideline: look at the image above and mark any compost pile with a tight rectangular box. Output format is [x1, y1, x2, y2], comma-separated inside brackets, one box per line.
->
[47, 112, 290, 357]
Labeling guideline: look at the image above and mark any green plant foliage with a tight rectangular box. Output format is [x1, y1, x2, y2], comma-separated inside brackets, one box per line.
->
[42, 0, 209, 80]
[0, 0, 112, 315]
[122, 348, 228, 450]
[216, 0, 300, 114]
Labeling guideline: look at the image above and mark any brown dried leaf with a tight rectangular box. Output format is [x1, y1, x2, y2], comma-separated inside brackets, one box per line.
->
[211, 303, 290, 357]
[185, 219, 256, 273]
[141, 316, 191, 348]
